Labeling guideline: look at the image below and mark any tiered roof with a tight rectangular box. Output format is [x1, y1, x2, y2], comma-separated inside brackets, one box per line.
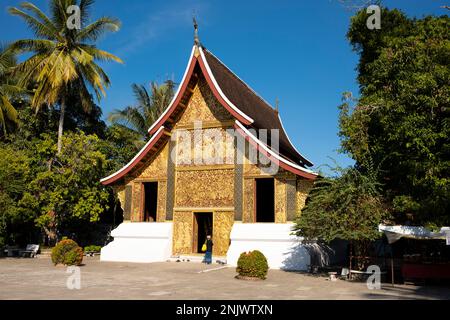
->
[101, 44, 317, 185]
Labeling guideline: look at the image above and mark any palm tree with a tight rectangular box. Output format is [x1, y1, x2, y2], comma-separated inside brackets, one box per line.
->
[9, 0, 123, 154]
[108, 81, 174, 143]
[0, 45, 21, 136]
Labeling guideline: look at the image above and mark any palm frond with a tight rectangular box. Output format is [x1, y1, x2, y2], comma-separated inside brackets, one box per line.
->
[131, 84, 151, 109]
[0, 84, 26, 97]
[49, 0, 70, 31]
[76, 17, 121, 42]
[0, 95, 19, 123]
[108, 106, 148, 136]
[0, 95, 19, 134]
[8, 6, 59, 40]
[19, 2, 60, 39]
[79, 0, 95, 25]
[74, 76, 94, 113]
[9, 39, 56, 54]
[14, 52, 49, 86]
[0, 44, 17, 71]
[75, 61, 108, 101]
[79, 45, 123, 63]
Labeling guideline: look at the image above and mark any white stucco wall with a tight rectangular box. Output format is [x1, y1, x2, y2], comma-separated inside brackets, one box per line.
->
[100, 222, 173, 263]
[226, 223, 311, 270]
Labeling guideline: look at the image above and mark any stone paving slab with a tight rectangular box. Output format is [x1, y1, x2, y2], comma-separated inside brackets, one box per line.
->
[0, 257, 449, 300]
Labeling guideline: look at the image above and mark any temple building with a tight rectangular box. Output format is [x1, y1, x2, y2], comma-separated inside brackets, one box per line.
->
[100, 26, 318, 270]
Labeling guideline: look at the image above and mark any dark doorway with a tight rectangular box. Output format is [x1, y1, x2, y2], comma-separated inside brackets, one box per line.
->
[255, 178, 275, 222]
[143, 182, 158, 222]
[193, 212, 213, 253]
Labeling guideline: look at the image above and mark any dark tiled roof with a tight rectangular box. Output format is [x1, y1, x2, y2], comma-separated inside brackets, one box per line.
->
[202, 48, 313, 167]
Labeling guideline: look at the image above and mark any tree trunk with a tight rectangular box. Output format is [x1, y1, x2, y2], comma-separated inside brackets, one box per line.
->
[57, 101, 65, 155]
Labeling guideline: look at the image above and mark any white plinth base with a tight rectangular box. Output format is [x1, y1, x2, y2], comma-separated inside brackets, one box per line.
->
[226, 223, 311, 271]
[100, 222, 173, 263]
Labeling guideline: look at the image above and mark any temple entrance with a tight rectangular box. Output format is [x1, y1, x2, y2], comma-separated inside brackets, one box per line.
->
[143, 182, 158, 222]
[193, 212, 213, 253]
[255, 178, 275, 222]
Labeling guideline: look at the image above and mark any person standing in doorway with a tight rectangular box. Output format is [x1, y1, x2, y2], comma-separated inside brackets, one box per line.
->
[204, 235, 213, 264]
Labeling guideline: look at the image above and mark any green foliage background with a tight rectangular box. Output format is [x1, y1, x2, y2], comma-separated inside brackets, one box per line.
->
[341, 8, 450, 226]
[295, 8, 449, 253]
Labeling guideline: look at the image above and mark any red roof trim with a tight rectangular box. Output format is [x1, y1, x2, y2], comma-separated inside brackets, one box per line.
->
[234, 122, 318, 180]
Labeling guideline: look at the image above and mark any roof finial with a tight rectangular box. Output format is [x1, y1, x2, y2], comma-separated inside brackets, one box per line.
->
[193, 17, 200, 46]
[275, 97, 279, 113]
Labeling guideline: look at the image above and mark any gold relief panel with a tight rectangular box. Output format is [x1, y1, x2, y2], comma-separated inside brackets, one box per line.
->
[157, 180, 167, 222]
[172, 211, 193, 254]
[296, 179, 313, 216]
[132, 182, 142, 222]
[213, 211, 234, 256]
[134, 143, 169, 180]
[178, 79, 233, 125]
[175, 128, 235, 167]
[174, 169, 234, 208]
[275, 177, 287, 223]
[242, 178, 254, 223]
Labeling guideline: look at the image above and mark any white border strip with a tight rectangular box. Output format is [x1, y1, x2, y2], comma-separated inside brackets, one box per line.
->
[147, 46, 196, 134]
[235, 120, 317, 176]
[100, 126, 166, 183]
[199, 47, 254, 124]
[277, 113, 314, 166]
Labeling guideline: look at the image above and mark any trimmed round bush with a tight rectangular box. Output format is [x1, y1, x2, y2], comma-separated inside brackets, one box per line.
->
[236, 250, 269, 280]
[51, 239, 83, 266]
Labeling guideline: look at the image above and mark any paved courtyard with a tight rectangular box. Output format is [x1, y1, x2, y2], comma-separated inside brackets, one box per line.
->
[1, 256, 450, 300]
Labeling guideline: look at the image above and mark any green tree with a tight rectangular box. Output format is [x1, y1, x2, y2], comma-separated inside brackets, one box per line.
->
[26, 131, 111, 243]
[0, 144, 33, 247]
[294, 166, 389, 270]
[108, 81, 175, 145]
[0, 45, 22, 136]
[9, 0, 122, 154]
[340, 8, 450, 226]
[2, 102, 135, 245]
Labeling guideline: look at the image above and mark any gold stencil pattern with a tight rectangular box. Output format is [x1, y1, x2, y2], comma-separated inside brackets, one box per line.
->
[275, 178, 287, 223]
[296, 178, 313, 217]
[157, 180, 167, 222]
[172, 211, 193, 254]
[175, 169, 234, 208]
[178, 79, 233, 125]
[243, 178, 254, 223]
[213, 211, 234, 256]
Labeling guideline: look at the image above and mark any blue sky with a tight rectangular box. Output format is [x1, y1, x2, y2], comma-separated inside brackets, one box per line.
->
[1, 0, 448, 172]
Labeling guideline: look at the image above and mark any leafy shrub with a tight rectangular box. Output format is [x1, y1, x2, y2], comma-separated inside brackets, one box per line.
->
[236, 250, 269, 280]
[65, 247, 84, 265]
[51, 239, 83, 266]
[84, 245, 101, 253]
